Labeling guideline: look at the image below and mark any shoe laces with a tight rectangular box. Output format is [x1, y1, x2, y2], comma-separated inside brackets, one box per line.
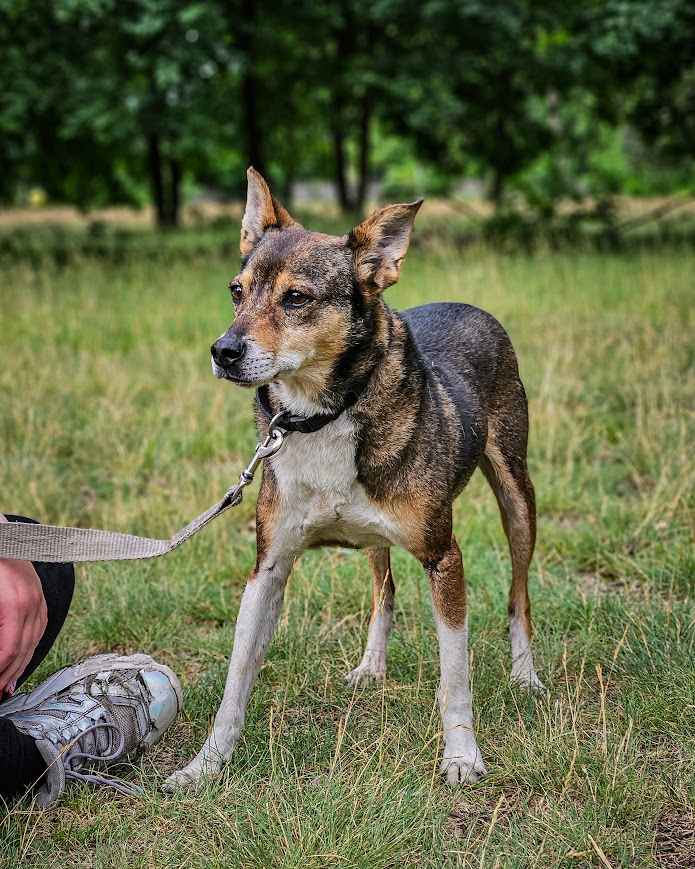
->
[54, 692, 144, 798]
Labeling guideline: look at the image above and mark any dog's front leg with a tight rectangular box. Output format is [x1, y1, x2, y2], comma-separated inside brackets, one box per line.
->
[163, 551, 293, 791]
[422, 535, 487, 785]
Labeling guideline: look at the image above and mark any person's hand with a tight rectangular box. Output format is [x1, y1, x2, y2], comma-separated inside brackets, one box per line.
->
[0, 515, 48, 696]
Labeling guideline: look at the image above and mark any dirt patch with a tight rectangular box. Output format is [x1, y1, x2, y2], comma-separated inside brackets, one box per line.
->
[577, 571, 632, 600]
[147, 720, 202, 776]
[448, 789, 533, 840]
[654, 807, 695, 868]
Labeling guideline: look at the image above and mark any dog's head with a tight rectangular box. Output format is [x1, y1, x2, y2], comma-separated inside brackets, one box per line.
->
[211, 168, 422, 405]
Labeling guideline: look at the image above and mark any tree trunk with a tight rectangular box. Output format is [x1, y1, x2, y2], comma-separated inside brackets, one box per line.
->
[331, 1, 355, 213]
[331, 91, 353, 212]
[355, 93, 372, 213]
[489, 168, 505, 210]
[147, 139, 181, 228]
[281, 129, 296, 207]
[147, 133, 166, 228]
[241, 63, 263, 173]
[239, 0, 265, 175]
[168, 157, 181, 228]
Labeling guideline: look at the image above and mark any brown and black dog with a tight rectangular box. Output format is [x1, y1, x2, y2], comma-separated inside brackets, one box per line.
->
[164, 168, 543, 792]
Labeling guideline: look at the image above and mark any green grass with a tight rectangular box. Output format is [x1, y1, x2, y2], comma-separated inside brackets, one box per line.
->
[1, 240, 693, 867]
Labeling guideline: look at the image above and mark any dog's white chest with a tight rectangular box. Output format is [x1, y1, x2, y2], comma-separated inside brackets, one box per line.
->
[269, 416, 401, 549]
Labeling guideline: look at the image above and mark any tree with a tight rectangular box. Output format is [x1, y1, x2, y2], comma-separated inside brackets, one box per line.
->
[240, 0, 381, 214]
[320, 0, 406, 213]
[0, 0, 231, 226]
[3, 0, 692, 227]
[377, 0, 577, 208]
[0, 0, 139, 206]
[68, 0, 230, 227]
[583, 0, 695, 185]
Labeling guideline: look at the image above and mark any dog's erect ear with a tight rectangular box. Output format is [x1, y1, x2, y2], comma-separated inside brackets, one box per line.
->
[240, 167, 299, 257]
[347, 200, 423, 292]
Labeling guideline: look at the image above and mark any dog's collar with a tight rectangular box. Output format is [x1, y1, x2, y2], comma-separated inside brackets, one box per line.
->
[256, 384, 361, 434]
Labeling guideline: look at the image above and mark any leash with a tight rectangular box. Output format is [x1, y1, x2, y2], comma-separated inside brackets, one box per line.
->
[0, 379, 361, 564]
[0, 413, 288, 564]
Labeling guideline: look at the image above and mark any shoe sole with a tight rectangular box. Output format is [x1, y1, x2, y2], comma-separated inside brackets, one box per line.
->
[0, 653, 182, 717]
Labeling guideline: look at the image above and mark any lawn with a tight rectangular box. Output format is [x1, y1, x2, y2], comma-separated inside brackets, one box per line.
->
[1, 235, 693, 867]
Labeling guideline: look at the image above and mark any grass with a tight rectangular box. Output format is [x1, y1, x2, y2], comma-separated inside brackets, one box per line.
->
[0, 235, 693, 867]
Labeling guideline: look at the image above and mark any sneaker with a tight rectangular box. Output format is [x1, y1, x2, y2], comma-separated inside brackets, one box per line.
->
[0, 653, 182, 808]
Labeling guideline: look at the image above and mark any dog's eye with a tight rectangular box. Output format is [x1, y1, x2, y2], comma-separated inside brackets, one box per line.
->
[229, 283, 243, 305]
[283, 290, 312, 308]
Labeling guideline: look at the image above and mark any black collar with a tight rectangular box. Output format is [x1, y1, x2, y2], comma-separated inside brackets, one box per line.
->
[256, 383, 362, 434]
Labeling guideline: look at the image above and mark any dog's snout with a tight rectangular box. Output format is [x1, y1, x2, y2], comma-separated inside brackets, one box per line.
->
[211, 335, 247, 367]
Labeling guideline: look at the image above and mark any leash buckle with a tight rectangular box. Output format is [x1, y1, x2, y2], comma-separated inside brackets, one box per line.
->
[237, 416, 287, 488]
[221, 412, 288, 508]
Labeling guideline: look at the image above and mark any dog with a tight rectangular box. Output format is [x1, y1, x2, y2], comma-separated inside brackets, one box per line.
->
[163, 168, 543, 791]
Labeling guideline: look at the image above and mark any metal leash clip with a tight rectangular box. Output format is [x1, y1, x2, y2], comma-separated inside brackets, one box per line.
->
[226, 412, 288, 507]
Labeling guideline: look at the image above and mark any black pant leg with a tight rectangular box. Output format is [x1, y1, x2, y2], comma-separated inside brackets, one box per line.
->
[0, 719, 46, 803]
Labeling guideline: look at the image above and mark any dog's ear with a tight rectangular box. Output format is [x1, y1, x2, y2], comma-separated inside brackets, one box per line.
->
[240, 167, 299, 257]
[347, 200, 423, 293]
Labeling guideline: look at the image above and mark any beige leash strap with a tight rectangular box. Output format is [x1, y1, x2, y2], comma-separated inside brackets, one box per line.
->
[0, 425, 286, 564]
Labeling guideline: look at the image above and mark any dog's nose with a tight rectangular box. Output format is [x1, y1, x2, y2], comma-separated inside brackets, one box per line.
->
[211, 335, 246, 367]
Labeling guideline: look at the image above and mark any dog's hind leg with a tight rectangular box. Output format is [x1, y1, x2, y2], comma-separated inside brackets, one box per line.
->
[480, 415, 544, 692]
[346, 547, 395, 685]
[421, 534, 486, 785]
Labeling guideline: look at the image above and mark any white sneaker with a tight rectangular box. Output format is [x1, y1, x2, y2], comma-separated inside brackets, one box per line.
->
[0, 653, 182, 807]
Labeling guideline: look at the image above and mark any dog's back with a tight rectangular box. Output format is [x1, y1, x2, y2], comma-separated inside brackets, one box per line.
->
[400, 302, 522, 423]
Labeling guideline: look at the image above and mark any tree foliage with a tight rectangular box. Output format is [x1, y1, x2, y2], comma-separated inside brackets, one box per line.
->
[1, 0, 692, 225]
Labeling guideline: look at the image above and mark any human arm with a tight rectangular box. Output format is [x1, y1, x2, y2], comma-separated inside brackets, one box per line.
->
[0, 514, 48, 696]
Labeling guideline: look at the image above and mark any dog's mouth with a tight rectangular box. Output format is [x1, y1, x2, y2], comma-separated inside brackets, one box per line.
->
[215, 370, 259, 388]
[211, 355, 304, 389]
[211, 359, 272, 388]
[225, 376, 256, 388]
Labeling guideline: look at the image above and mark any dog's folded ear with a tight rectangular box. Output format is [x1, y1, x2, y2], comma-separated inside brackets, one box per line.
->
[347, 200, 423, 293]
[241, 167, 300, 257]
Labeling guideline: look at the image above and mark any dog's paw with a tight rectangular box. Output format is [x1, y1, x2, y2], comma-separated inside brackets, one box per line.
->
[345, 664, 384, 686]
[345, 651, 386, 686]
[162, 763, 210, 793]
[511, 669, 546, 694]
[440, 753, 487, 786]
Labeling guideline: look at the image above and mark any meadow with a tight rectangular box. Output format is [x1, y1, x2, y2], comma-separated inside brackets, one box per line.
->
[0, 230, 693, 867]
